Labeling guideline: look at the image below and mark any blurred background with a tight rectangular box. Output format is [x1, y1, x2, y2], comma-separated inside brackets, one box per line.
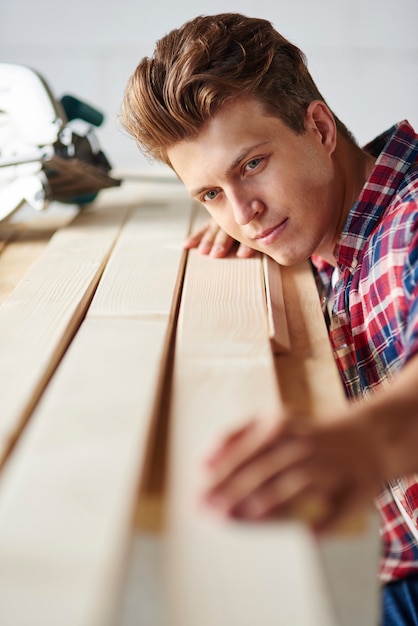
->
[1, 0, 417, 176]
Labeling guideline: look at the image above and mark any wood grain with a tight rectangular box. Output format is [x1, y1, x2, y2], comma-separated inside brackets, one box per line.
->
[263, 254, 291, 353]
[0, 195, 193, 626]
[164, 254, 380, 626]
[164, 249, 339, 626]
[89, 199, 192, 317]
[0, 317, 170, 626]
[275, 262, 346, 418]
[0, 184, 380, 626]
[0, 202, 131, 464]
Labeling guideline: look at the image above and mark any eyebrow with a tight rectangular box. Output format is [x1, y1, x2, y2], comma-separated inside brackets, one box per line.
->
[189, 141, 270, 198]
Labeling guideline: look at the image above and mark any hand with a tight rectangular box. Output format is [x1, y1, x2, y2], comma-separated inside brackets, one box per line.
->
[199, 413, 383, 533]
[184, 218, 254, 258]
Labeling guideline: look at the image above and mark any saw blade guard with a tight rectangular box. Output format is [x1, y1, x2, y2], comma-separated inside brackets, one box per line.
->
[0, 63, 120, 220]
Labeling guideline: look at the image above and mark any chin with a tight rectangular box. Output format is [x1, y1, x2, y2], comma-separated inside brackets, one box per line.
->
[268, 250, 306, 267]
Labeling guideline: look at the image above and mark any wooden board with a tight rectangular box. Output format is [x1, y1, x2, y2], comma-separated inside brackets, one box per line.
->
[275, 262, 347, 418]
[276, 263, 381, 626]
[89, 199, 191, 317]
[263, 254, 291, 353]
[0, 318, 170, 626]
[0, 202, 131, 464]
[164, 251, 337, 626]
[0, 184, 381, 626]
[164, 253, 381, 626]
[0, 196, 193, 626]
[0, 216, 75, 305]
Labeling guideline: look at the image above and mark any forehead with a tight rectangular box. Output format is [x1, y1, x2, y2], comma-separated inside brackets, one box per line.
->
[167, 98, 285, 187]
[179, 97, 277, 150]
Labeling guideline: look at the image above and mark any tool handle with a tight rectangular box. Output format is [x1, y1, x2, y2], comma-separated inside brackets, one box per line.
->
[60, 95, 104, 127]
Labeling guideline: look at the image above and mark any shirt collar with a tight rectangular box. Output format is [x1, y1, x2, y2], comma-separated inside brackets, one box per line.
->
[333, 120, 418, 270]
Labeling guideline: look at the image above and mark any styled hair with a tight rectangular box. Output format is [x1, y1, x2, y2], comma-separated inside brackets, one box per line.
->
[121, 13, 354, 166]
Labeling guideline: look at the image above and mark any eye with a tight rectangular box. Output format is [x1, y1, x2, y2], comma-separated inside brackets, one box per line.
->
[245, 157, 262, 171]
[203, 189, 219, 202]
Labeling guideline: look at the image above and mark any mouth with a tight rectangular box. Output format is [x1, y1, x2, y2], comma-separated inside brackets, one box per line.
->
[253, 219, 288, 245]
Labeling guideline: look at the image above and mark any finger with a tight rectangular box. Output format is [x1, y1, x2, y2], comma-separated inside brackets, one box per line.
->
[183, 226, 209, 249]
[202, 419, 258, 468]
[236, 244, 256, 258]
[202, 417, 283, 489]
[209, 230, 236, 258]
[203, 415, 312, 481]
[232, 472, 327, 524]
[202, 437, 314, 515]
[183, 220, 220, 252]
[198, 230, 219, 254]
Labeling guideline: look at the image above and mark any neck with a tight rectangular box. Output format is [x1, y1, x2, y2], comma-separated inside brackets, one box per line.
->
[324, 134, 376, 265]
[339, 135, 376, 214]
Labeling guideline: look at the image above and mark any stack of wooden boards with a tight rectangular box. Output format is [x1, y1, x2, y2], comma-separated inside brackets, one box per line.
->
[0, 182, 380, 626]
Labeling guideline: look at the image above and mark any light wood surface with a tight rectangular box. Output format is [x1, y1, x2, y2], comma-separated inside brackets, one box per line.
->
[164, 243, 380, 626]
[0, 185, 380, 626]
[0, 202, 131, 465]
[0, 213, 76, 304]
[263, 254, 291, 353]
[165, 249, 339, 626]
[0, 191, 192, 626]
[275, 261, 347, 417]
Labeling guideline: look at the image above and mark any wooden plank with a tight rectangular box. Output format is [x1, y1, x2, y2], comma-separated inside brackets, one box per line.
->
[276, 262, 381, 626]
[0, 216, 74, 305]
[165, 250, 339, 626]
[275, 262, 347, 418]
[0, 196, 193, 626]
[0, 221, 36, 303]
[0, 211, 92, 303]
[88, 198, 193, 512]
[0, 202, 131, 465]
[0, 238, 49, 305]
[262, 254, 291, 353]
[174, 252, 274, 364]
[0, 222, 23, 256]
[89, 199, 192, 317]
[189, 203, 291, 353]
[164, 253, 380, 626]
[0, 318, 169, 626]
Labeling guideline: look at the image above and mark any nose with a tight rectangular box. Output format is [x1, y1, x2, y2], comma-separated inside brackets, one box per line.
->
[229, 190, 264, 226]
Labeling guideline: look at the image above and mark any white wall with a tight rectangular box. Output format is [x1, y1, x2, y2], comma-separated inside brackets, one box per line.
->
[1, 0, 417, 174]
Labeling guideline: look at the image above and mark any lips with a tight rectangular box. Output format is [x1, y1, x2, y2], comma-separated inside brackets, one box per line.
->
[253, 219, 288, 244]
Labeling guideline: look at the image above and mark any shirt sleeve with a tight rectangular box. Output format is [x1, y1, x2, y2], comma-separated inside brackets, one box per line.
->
[404, 215, 418, 361]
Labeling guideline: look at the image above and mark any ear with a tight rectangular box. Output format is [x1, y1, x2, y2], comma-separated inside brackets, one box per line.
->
[305, 101, 337, 156]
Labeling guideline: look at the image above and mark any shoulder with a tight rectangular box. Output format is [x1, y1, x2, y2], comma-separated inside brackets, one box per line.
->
[384, 164, 418, 244]
[397, 161, 418, 203]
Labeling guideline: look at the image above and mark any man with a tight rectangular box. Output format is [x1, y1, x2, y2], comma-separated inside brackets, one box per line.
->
[121, 13, 418, 624]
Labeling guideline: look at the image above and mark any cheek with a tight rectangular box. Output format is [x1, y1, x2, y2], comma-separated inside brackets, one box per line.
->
[304, 149, 334, 193]
[205, 207, 242, 241]
[286, 161, 333, 216]
[223, 222, 245, 244]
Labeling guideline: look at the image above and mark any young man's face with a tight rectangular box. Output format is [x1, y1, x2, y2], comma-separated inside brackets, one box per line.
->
[168, 97, 343, 266]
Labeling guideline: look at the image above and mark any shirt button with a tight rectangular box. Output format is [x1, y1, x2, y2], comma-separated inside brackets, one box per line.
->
[351, 258, 358, 269]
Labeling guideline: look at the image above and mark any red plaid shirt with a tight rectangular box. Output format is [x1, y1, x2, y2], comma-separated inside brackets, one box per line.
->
[313, 120, 418, 583]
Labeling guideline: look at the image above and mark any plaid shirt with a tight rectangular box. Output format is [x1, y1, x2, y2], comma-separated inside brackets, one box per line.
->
[313, 120, 418, 583]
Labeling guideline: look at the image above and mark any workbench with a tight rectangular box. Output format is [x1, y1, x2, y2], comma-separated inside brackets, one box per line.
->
[0, 180, 380, 626]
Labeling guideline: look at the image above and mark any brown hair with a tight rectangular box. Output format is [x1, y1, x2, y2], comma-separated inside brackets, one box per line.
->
[121, 13, 354, 166]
